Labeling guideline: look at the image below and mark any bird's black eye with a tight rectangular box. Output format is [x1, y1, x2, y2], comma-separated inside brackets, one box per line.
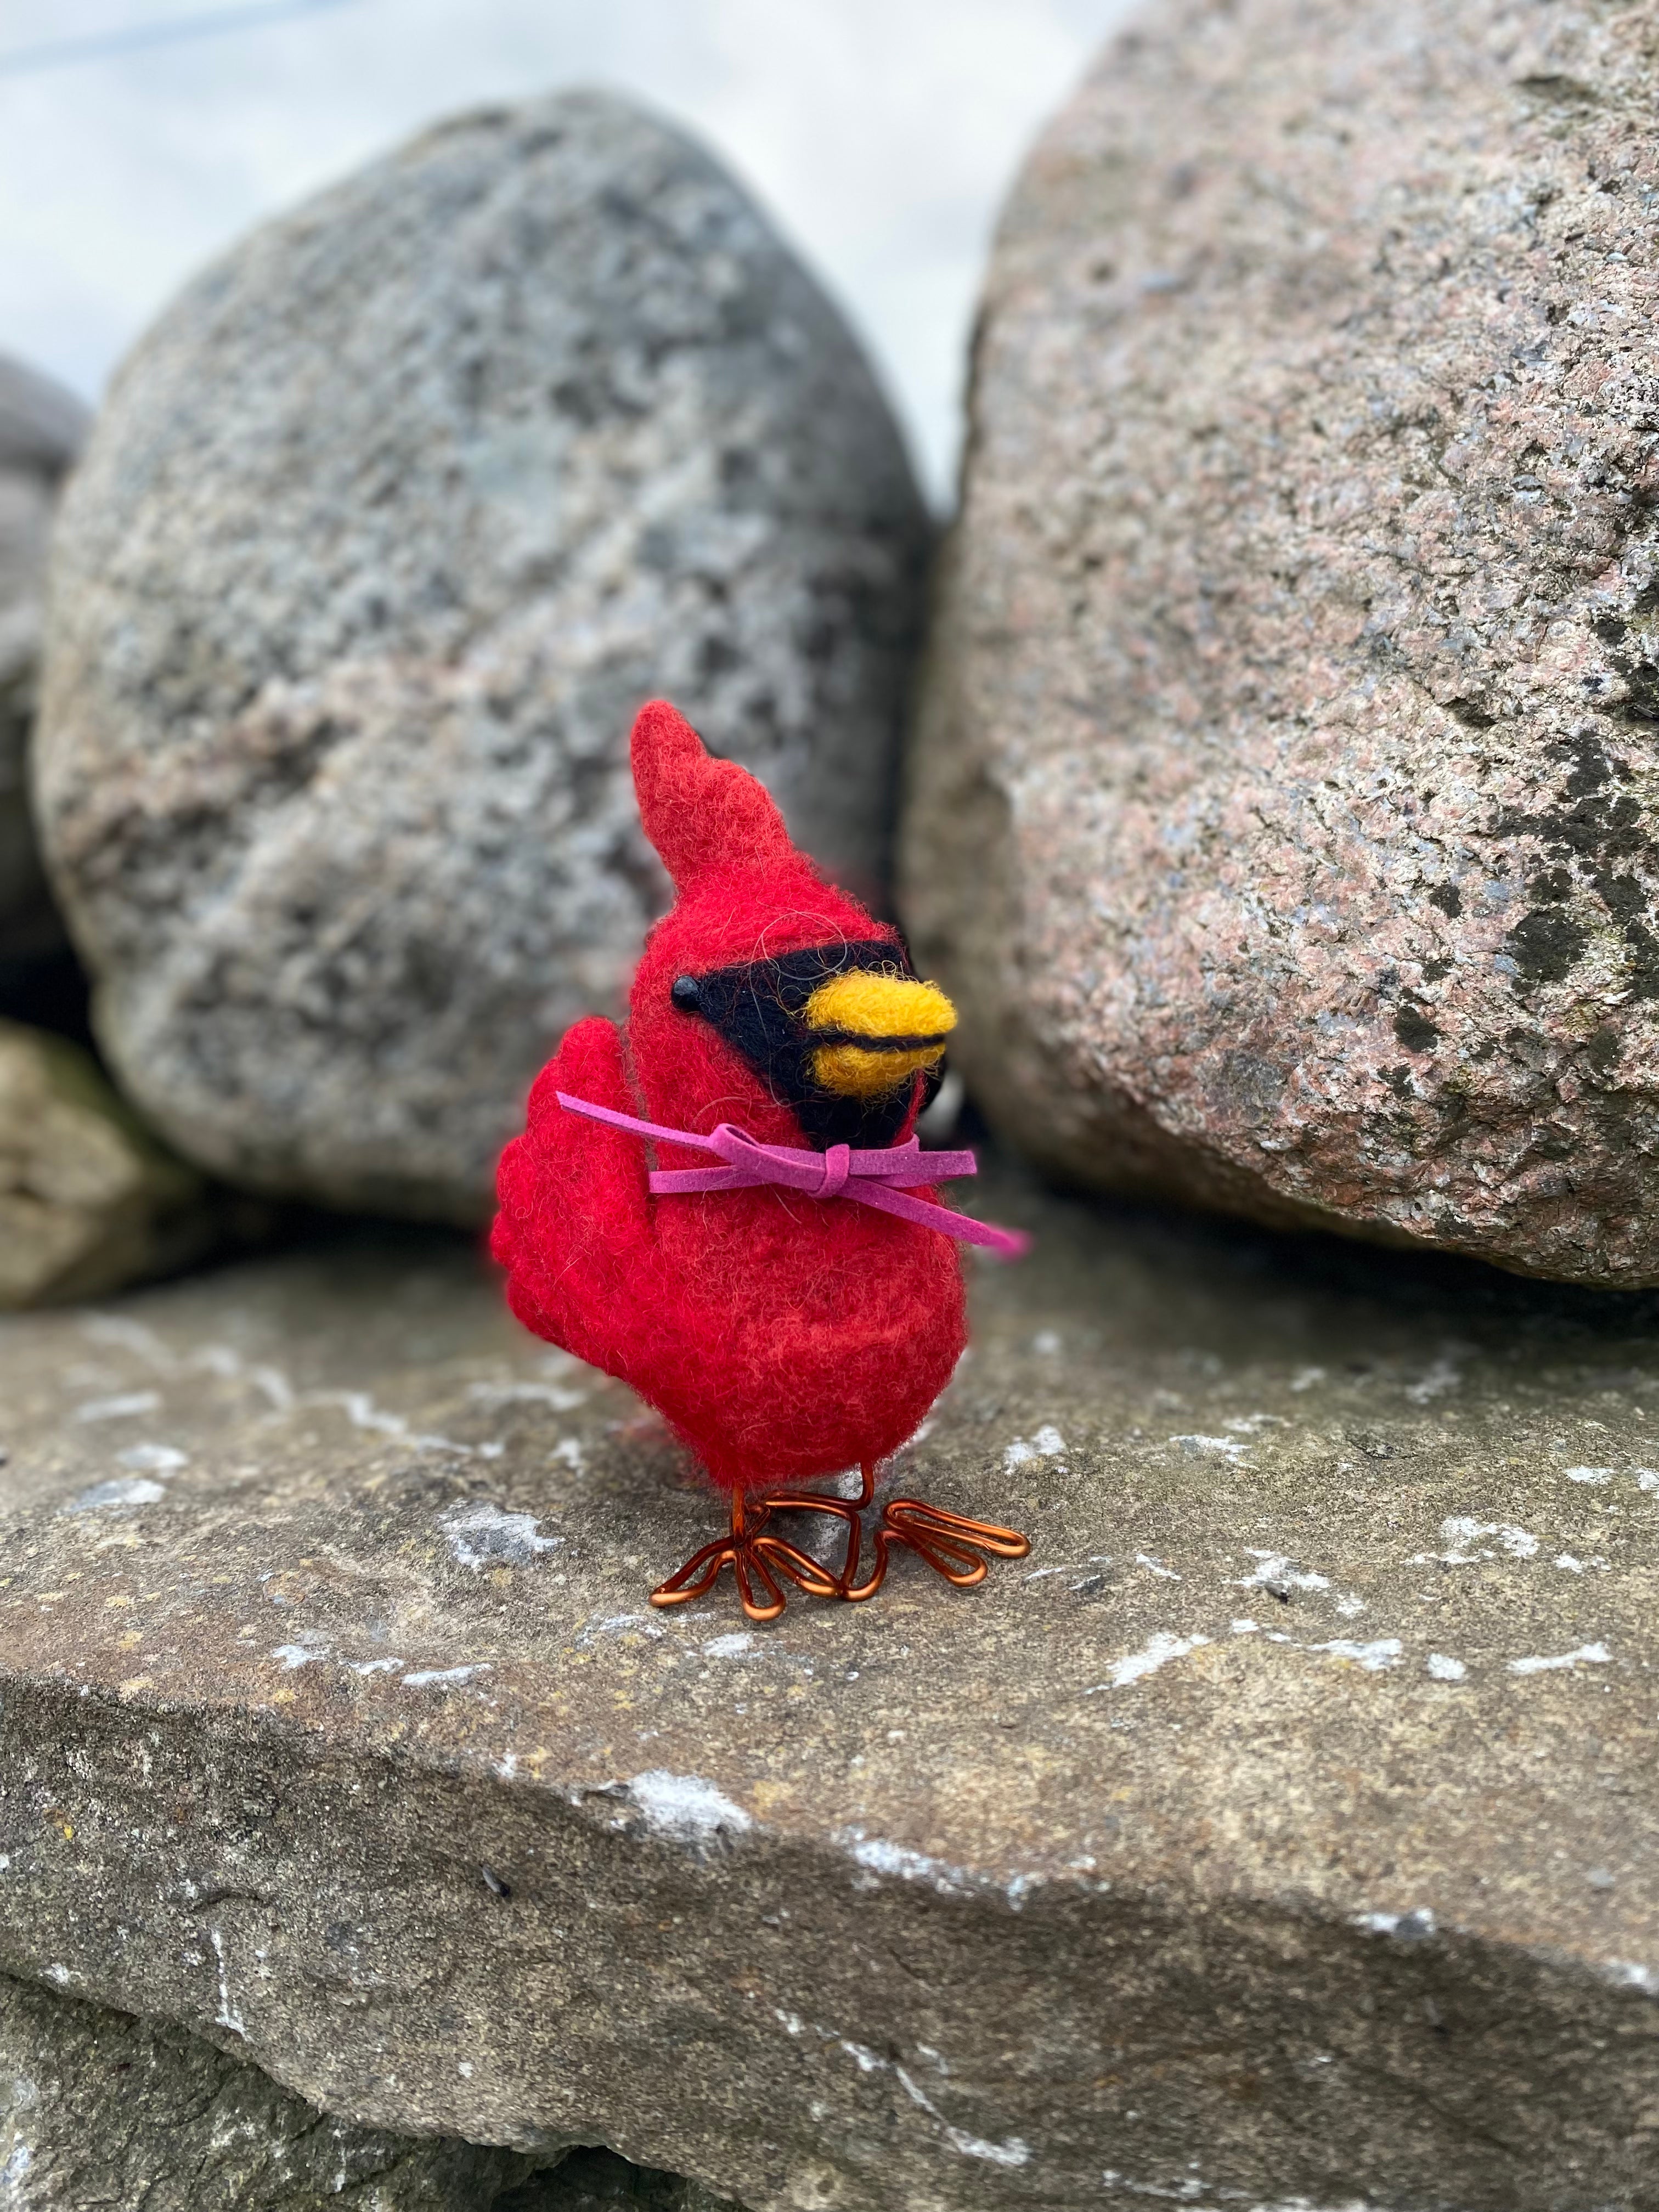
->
[671, 974, 701, 1012]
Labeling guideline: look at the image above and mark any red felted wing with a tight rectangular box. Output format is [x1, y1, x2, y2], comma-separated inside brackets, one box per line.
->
[492, 1017, 662, 1382]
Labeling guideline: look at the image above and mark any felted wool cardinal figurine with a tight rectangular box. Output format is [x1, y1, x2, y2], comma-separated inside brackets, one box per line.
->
[491, 701, 1030, 1622]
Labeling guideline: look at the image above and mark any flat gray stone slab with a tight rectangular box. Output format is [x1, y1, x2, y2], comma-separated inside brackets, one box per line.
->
[2, 1165, 1658, 2210]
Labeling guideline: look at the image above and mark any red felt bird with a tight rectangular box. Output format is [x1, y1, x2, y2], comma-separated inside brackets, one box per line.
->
[490, 701, 1030, 1620]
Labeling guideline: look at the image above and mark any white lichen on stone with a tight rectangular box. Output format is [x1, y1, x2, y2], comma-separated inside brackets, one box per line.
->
[627, 1771, 753, 1843]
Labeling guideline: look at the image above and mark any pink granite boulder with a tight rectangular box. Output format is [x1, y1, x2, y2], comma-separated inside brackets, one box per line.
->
[903, 0, 1659, 1284]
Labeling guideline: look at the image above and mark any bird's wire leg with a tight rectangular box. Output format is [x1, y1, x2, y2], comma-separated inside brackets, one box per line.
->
[649, 1464, 1027, 1615]
[650, 1485, 850, 1623]
[844, 1464, 1030, 1602]
[754, 1471, 869, 1596]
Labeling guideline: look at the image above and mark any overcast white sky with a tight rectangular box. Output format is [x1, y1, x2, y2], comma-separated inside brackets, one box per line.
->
[0, 0, 1132, 504]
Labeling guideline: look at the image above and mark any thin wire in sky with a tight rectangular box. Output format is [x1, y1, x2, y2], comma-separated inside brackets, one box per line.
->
[0, 0, 357, 77]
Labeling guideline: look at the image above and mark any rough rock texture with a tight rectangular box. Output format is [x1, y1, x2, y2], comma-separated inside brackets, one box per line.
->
[904, 0, 1659, 1285]
[36, 89, 929, 1225]
[0, 1968, 542, 2208]
[0, 1018, 212, 1308]
[0, 1969, 737, 2210]
[0, 354, 87, 958]
[5, 1170, 1659, 2208]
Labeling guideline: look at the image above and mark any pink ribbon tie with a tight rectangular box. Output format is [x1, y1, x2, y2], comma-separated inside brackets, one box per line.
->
[556, 1092, 1029, 1259]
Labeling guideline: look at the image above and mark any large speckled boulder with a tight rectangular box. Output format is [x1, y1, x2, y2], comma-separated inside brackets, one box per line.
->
[0, 353, 87, 957]
[36, 90, 929, 1225]
[904, 0, 1659, 1284]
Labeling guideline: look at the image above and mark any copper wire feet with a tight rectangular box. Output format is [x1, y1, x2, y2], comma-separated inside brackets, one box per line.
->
[648, 1463, 1030, 1622]
[843, 1491, 1032, 1602]
[648, 1482, 857, 1624]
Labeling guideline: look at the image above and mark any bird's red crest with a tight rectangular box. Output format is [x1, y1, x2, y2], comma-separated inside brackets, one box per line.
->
[627, 700, 877, 1005]
[631, 699, 798, 894]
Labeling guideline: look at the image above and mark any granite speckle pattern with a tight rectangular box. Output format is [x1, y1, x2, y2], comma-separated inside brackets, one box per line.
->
[905, 0, 1659, 1283]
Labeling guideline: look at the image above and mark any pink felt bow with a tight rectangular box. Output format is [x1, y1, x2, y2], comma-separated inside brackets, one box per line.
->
[556, 1092, 1030, 1259]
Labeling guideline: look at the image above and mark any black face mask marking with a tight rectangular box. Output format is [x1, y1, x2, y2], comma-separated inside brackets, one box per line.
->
[669, 939, 942, 1150]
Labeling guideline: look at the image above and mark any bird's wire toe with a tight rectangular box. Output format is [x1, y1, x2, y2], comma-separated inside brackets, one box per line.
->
[648, 1533, 737, 1607]
[730, 1541, 787, 1622]
[844, 1495, 1031, 1603]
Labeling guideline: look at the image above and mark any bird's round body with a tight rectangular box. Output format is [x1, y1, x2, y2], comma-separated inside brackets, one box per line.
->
[491, 701, 970, 1496]
[496, 1053, 966, 1491]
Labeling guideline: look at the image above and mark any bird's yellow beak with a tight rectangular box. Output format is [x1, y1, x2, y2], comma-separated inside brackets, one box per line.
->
[804, 971, 957, 1099]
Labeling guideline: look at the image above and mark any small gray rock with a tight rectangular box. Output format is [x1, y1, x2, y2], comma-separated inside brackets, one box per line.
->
[0, 1017, 212, 1307]
[903, 0, 1659, 1284]
[37, 90, 929, 1224]
[0, 353, 87, 954]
